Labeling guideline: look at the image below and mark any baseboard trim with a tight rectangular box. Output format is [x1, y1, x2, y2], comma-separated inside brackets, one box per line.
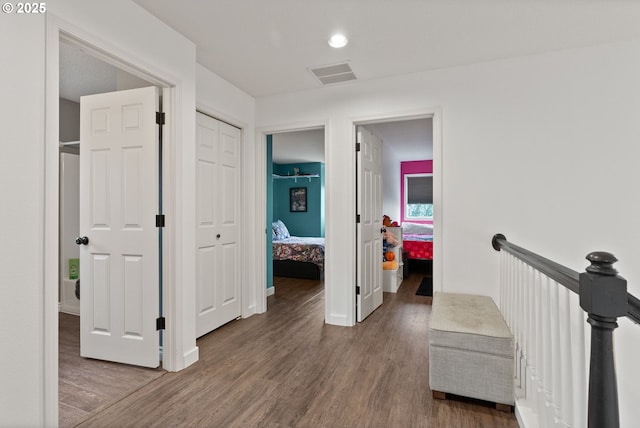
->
[326, 313, 351, 327]
[514, 394, 540, 428]
[266, 286, 275, 297]
[183, 346, 199, 369]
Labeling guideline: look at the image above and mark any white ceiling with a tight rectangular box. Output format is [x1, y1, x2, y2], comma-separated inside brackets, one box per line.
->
[61, 1, 640, 162]
[60, 41, 118, 101]
[132, 0, 640, 98]
[59, 41, 152, 102]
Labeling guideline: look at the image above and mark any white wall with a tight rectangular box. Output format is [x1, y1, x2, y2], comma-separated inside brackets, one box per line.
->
[0, 12, 46, 427]
[59, 98, 80, 142]
[381, 142, 401, 221]
[255, 37, 640, 426]
[59, 152, 79, 296]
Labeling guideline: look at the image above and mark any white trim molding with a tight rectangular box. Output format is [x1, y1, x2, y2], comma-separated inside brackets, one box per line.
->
[44, 11, 195, 424]
[348, 106, 443, 323]
[255, 120, 330, 317]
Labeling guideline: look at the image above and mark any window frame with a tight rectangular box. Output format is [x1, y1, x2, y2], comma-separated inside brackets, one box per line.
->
[404, 173, 433, 221]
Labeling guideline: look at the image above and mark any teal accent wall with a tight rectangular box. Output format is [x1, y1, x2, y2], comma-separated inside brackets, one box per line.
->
[273, 162, 325, 237]
[266, 135, 274, 289]
[320, 162, 325, 237]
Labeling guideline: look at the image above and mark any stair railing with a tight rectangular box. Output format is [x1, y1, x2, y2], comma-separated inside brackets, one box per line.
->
[492, 234, 640, 428]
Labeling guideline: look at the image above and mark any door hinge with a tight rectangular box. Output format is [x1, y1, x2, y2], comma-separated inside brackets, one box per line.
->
[356, 286, 361, 295]
[156, 317, 166, 331]
[156, 214, 165, 228]
[356, 214, 360, 223]
[355, 142, 361, 152]
[156, 112, 165, 126]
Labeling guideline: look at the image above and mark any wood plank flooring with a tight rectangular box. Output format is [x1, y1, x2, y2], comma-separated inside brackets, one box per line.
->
[65, 274, 517, 427]
[58, 313, 166, 427]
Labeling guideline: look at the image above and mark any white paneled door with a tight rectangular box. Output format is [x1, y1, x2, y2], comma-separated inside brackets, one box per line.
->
[356, 126, 384, 322]
[79, 86, 160, 368]
[196, 112, 242, 338]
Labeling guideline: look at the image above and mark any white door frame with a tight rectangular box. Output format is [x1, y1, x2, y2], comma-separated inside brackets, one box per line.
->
[349, 107, 442, 325]
[255, 121, 329, 315]
[44, 15, 180, 424]
[254, 109, 442, 327]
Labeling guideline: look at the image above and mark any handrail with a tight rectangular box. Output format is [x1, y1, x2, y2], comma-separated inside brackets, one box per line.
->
[492, 233, 580, 294]
[629, 293, 640, 325]
[492, 233, 639, 428]
[492, 233, 640, 324]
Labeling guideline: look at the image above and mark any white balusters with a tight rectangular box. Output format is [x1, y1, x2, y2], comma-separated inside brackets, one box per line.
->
[569, 291, 588, 428]
[540, 272, 558, 427]
[558, 286, 573, 427]
[500, 253, 588, 428]
[550, 280, 562, 424]
[531, 269, 542, 422]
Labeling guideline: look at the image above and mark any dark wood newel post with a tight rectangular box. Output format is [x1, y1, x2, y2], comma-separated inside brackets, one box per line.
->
[579, 252, 628, 428]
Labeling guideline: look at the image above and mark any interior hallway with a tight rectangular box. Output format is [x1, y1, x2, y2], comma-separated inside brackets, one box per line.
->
[61, 274, 517, 427]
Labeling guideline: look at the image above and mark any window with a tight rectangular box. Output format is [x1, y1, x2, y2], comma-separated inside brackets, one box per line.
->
[404, 173, 433, 220]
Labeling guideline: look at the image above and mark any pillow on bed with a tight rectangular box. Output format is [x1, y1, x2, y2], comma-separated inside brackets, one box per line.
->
[272, 220, 291, 241]
[402, 222, 433, 235]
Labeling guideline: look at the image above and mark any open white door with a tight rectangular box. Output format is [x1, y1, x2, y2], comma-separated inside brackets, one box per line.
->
[195, 112, 242, 338]
[356, 126, 384, 322]
[79, 86, 160, 368]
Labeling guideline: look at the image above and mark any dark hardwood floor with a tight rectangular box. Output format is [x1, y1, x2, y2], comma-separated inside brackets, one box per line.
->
[62, 274, 517, 427]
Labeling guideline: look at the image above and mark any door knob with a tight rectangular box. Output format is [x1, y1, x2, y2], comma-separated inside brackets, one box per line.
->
[216, 234, 221, 239]
[76, 236, 89, 245]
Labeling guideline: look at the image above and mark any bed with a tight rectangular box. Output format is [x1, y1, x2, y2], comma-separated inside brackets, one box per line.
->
[401, 222, 433, 261]
[272, 220, 325, 280]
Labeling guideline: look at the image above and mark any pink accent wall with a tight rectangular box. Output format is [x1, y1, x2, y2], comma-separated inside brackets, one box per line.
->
[400, 160, 433, 224]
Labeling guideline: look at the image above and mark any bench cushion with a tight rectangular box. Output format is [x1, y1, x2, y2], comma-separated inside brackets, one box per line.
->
[430, 292, 512, 357]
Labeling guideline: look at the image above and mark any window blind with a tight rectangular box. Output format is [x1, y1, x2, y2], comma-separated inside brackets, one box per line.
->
[407, 176, 433, 204]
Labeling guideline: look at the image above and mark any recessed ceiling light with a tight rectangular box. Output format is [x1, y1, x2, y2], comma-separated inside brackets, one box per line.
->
[328, 34, 348, 48]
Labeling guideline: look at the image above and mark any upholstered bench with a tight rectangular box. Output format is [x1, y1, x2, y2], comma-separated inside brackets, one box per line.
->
[429, 292, 514, 411]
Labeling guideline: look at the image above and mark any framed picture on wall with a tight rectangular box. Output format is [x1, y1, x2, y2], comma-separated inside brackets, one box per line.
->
[290, 187, 307, 212]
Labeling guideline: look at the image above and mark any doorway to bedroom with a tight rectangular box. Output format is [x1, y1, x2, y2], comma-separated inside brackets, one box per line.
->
[266, 127, 326, 303]
[361, 117, 434, 301]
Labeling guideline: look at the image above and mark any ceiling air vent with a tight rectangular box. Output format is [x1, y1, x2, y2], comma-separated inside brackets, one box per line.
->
[309, 62, 357, 85]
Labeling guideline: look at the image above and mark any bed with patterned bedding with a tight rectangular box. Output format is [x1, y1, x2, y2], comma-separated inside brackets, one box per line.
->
[402, 222, 434, 260]
[272, 220, 324, 280]
[272, 237, 325, 270]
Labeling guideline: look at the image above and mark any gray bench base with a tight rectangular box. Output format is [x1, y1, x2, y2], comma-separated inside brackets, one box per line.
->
[432, 390, 513, 412]
[429, 292, 514, 407]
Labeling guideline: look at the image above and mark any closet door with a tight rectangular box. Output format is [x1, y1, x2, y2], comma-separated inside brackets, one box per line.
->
[196, 112, 242, 338]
